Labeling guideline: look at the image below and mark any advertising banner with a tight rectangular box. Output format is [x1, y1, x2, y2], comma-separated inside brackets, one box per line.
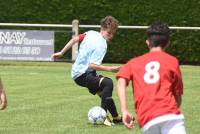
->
[0, 30, 54, 61]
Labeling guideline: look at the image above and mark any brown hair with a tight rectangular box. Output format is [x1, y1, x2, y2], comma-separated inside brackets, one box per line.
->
[100, 16, 118, 34]
[146, 22, 170, 48]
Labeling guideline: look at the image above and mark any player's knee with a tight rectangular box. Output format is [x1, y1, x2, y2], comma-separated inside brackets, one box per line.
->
[100, 77, 113, 91]
[100, 78, 113, 98]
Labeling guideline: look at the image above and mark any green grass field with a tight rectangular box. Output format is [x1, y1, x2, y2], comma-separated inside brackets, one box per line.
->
[0, 61, 199, 134]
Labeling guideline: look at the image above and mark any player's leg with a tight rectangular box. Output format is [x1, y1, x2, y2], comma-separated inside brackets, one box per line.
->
[161, 119, 186, 134]
[0, 78, 7, 110]
[99, 77, 122, 124]
[74, 72, 114, 126]
[84, 69, 122, 124]
[99, 77, 116, 115]
[75, 69, 122, 124]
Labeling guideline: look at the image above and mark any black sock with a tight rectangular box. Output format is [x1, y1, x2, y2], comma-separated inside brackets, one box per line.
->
[101, 97, 118, 117]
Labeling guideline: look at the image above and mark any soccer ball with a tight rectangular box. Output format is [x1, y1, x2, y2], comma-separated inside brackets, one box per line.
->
[88, 106, 106, 124]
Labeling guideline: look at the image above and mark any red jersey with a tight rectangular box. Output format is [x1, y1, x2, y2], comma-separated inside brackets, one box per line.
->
[116, 51, 183, 128]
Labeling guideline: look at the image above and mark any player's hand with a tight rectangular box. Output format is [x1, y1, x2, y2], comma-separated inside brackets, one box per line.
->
[0, 79, 7, 110]
[109, 66, 121, 73]
[0, 89, 7, 110]
[52, 52, 63, 59]
[122, 111, 135, 129]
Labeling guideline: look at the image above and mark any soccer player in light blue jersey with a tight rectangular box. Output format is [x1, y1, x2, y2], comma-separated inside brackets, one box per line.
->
[52, 16, 122, 125]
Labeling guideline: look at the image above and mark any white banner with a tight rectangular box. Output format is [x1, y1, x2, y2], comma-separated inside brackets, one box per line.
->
[0, 30, 54, 61]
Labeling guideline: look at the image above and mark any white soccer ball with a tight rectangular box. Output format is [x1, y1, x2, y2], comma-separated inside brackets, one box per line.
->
[88, 106, 106, 124]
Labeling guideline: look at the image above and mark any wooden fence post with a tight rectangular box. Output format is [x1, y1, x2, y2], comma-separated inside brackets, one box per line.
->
[72, 19, 79, 61]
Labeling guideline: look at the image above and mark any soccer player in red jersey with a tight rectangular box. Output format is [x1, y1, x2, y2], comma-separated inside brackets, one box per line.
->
[116, 22, 186, 134]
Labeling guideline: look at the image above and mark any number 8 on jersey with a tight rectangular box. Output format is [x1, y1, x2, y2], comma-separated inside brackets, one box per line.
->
[144, 61, 160, 84]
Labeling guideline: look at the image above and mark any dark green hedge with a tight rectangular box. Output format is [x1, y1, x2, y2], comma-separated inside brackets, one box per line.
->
[0, 0, 200, 64]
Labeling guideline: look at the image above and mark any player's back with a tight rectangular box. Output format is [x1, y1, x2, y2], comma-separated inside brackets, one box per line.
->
[130, 51, 182, 127]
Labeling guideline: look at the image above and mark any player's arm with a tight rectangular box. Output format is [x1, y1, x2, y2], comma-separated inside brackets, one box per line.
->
[117, 78, 129, 113]
[175, 95, 182, 107]
[117, 77, 134, 129]
[52, 36, 79, 59]
[52, 33, 85, 59]
[89, 63, 120, 73]
[173, 61, 183, 108]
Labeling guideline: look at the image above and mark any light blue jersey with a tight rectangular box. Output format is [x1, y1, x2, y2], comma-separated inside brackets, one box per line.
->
[71, 30, 107, 79]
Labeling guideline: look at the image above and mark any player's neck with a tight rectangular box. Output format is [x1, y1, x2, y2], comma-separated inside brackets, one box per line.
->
[150, 47, 164, 52]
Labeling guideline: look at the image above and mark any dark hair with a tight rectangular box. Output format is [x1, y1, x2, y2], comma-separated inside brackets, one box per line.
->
[100, 16, 118, 34]
[146, 22, 171, 48]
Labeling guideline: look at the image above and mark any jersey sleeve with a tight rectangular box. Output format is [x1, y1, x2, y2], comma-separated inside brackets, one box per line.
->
[78, 33, 86, 42]
[116, 61, 133, 81]
[172, 61, 183, 96]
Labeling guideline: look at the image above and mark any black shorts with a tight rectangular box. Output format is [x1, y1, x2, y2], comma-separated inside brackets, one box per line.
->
[74, 68, 103, 95]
